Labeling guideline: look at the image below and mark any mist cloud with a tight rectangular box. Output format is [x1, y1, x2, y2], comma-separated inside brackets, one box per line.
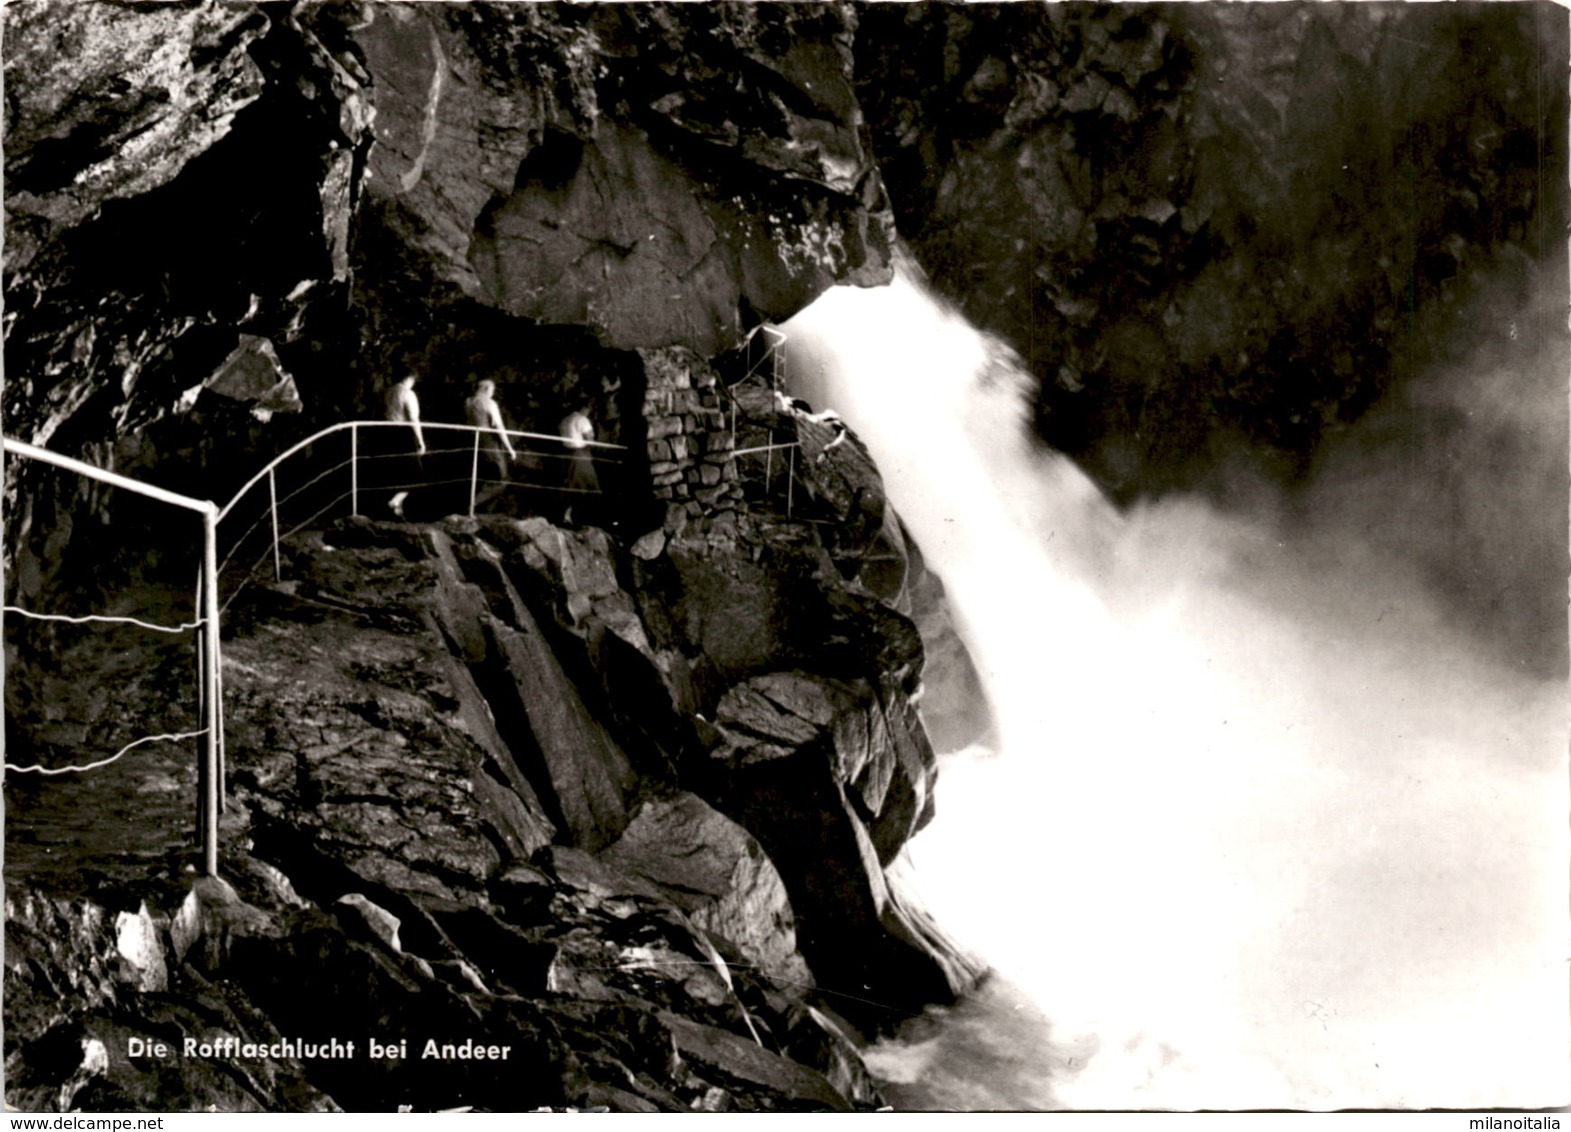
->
[782, 264, 1568, 1109]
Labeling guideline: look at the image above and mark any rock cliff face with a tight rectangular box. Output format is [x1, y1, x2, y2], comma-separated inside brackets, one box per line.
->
[7, 504, 982, 1112]
[2, 1, 891, 457]
[855, 2, 1565, 499]
[3, 1, 987, 1112]
[6, 2, 1561, 519]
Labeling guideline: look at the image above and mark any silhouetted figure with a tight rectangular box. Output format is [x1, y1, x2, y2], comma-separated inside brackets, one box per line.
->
[558, 403, 599, 525]
[465, 378, 516, 496]
[382, 373, 426, 518]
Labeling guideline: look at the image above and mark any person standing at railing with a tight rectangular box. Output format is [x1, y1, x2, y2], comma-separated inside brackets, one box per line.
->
[383, 373, 426, 519]
[465, 378, 516, 479]
[558, 400, 599, 526]
[465, 377, 516, 509]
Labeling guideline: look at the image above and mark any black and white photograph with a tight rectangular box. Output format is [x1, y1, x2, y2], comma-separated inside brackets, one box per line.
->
[2, 0, 1566, 1115]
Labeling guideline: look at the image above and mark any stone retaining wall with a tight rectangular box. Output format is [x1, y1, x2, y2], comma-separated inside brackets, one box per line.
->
[638, 347, 745, 537]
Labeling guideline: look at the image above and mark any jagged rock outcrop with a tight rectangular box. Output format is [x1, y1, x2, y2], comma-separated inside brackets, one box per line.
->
[2, 3, 270, 279]
[598, 791, 812, 992]
[4, 889, 337, 1113]
[6, 505, 969, 1111]
[485, 504, 986, 1017]
[352, 3, 892, 350]
[763, 394, 995, 753]
[2, 2, 356, 449]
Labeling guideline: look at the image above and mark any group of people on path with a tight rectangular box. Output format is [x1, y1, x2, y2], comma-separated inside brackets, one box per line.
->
[379, 373, 600, 522]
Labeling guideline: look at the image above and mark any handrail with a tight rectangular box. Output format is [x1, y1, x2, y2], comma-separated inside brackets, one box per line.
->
[6, 728, 210, 777]
[731, 441, 801, 458]
[3, 436, 217, 515]
[715, 325, 788, 450]
[741, 324, 787, 348]
[215, 420, 626, 525]
[3, 341, 808, 876]
[2, 433, 224, 877]
[726, 325, 787, 394]
[352, 419, 626, 450]
[2, 605, 205, 634]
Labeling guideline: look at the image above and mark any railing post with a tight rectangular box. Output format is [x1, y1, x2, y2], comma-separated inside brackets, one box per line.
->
[468, 431, 481, 517]
[787, 445, 795, 519]
[193, 563, 206, 847]
[216, 648, 226, 815]
[268, 467, 281, 583]
[201, 506, 221, 877]
[350, 423, 359, 518]
[193, 562, 206, 720]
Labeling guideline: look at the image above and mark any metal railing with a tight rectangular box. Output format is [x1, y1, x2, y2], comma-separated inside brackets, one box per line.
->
[732, 440, 801, 518]
[213, 419, 625, 607]
[3, 419, 625, 878]
[2, 436, 225, 877]
[2, 351, 835, 879]
[718, 325, 787, 453]
[712, 325, 806, 512]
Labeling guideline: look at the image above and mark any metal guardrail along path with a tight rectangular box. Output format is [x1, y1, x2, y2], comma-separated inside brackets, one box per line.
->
[3, 435, 224, 877]
[3, 419, 630, 879]
[3, 326, 810, 880]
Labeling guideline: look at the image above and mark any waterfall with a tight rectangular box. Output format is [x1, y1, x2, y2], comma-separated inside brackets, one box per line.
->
[782, 266, 1568, 1110]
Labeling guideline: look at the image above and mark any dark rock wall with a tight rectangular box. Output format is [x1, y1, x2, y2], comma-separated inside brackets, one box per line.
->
[353, 2, 890, 347]
[3, 1, 893, 447]
[5, 511, 970, 1110]
[1, 0, 896, 610]
[4, 4, 353, 447]
[7, 2, 1562, 546]
[855, 2, 1566, 500]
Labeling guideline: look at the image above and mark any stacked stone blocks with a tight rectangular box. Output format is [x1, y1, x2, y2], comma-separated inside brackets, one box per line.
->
[638, 347, 745, 536]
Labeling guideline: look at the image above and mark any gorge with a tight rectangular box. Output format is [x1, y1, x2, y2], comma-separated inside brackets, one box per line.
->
[4, 1, 1566, 1113]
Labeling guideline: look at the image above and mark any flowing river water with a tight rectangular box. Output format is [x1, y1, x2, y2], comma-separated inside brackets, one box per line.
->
[783, 267, 1568, 1111]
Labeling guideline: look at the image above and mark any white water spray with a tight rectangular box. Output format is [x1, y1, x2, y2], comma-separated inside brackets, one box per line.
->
[783, 268, 1568, 1110]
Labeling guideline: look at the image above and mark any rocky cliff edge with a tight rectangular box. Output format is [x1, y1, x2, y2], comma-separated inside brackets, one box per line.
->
[6, 487, 985, 1110]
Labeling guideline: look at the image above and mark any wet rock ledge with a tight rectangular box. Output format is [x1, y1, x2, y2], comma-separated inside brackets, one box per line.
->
[5, 500, 985, 1113]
